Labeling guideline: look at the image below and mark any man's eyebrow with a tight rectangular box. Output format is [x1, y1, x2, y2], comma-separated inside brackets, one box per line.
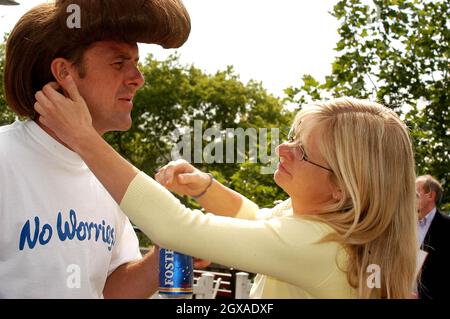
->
[113, 54, 140, 62]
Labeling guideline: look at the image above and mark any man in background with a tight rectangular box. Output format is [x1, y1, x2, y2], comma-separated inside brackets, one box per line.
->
[416, 175, 450, 299]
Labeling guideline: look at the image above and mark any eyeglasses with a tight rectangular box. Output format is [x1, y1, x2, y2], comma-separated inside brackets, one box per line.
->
[286, 128, 333, 172]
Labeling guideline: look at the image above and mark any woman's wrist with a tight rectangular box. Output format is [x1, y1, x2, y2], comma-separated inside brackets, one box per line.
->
[72, 128, 101, 155]
[192, 173, 214, 200]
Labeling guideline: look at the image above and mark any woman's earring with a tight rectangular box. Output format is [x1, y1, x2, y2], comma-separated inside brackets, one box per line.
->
[332, 190, 342, 201]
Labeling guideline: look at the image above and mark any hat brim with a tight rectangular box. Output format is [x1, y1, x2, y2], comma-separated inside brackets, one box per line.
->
[56, 0, 191, 48]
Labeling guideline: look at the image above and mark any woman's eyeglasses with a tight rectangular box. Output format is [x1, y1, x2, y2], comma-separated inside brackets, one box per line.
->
[286, 128, 333, 172]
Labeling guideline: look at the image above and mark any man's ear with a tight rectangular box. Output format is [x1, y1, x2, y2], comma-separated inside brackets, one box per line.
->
[429, 191, 436, 202]
[50, 58, 72, 84]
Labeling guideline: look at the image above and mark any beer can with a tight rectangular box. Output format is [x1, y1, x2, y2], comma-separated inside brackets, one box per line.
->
[158, 248, 193, 298]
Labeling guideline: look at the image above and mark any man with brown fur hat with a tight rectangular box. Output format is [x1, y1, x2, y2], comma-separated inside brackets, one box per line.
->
[0, 0, 190, 298]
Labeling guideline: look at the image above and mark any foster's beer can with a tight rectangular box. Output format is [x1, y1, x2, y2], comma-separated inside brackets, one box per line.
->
[158, 248, 193, 298]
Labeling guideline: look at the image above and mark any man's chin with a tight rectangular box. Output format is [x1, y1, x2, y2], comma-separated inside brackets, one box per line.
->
[119, 121, 132, 131]
[116, 116, 133, 131]
[102, 120, 132, 134]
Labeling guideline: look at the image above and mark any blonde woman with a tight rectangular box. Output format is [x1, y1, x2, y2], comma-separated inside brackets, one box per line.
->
[34, 76, 418, 298]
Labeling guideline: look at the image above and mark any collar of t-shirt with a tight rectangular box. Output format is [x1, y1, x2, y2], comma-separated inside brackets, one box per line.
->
[25, 120, 85, 167]
[418, 207, 436, 247]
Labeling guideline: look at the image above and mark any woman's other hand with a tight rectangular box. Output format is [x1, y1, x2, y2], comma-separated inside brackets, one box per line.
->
[155, 159, 212, 198]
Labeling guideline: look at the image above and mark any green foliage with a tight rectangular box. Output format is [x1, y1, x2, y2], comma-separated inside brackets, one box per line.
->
[104, 53, 291, 212]
[285, 0, 450, 211]
[136, 231, 154, 249]
[103, 54, 292, 246]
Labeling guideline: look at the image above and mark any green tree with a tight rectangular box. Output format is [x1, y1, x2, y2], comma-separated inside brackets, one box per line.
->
[105, 54, 292, 209]
[286, 0, 450, 210]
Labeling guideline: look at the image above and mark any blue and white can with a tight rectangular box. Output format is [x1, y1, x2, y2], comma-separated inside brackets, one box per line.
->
[158, 248, 193, 298]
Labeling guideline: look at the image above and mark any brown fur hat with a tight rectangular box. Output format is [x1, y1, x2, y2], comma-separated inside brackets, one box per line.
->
[54, 0, 191, 48]
[4, 0, 190, 117]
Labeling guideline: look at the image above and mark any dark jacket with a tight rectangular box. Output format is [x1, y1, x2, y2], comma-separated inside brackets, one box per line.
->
[418, 210, 450, 299]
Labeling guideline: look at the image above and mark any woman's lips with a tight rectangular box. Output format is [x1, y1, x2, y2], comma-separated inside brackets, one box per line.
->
[277, 161, 290, 175]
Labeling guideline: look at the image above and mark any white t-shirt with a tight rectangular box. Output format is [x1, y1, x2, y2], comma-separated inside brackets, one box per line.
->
[0, 120, 142, 298]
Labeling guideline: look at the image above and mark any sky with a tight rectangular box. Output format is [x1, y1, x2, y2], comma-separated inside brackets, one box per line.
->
[0, 0, 340, 98]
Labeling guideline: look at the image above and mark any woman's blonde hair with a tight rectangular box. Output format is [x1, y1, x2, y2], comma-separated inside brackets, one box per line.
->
[293, 97, 417, 298]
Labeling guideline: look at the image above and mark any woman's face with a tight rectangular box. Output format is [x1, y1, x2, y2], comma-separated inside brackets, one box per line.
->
[274, 122, 338, 214]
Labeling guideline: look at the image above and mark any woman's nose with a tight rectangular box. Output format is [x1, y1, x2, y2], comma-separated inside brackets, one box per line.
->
[276, 142, 294, 160]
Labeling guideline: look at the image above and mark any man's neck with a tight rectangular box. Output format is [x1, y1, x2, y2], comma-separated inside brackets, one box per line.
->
[419, 206, 436, 220]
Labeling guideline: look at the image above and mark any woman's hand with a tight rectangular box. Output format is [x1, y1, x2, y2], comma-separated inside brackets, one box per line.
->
[155, 159, 212, 198]
[34, 75, 97, 152]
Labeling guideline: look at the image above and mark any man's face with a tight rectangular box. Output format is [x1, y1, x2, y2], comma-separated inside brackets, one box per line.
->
[416, 179, 434, 218]
[70, 41, 145, 134]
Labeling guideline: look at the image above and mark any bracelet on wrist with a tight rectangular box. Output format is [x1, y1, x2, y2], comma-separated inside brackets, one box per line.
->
[192, 173, 214, 200]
